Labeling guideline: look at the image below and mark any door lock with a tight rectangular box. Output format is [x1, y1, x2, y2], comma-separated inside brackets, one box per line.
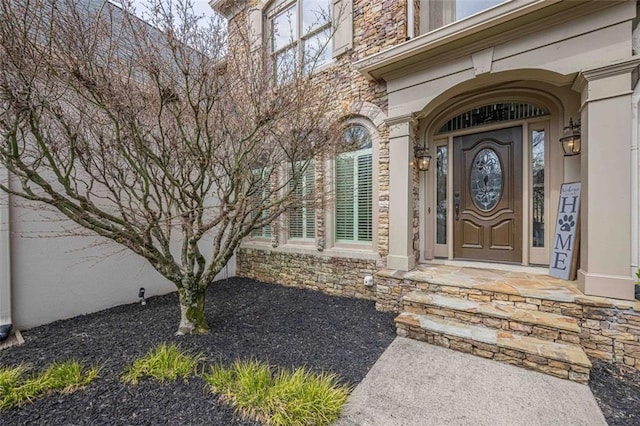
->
[454, 191, 461, 221]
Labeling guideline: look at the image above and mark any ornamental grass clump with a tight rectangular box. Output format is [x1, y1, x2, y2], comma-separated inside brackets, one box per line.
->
[204, 359, 351, 426]
[0, 361, 99, 410]
[121, 343, 203, 384]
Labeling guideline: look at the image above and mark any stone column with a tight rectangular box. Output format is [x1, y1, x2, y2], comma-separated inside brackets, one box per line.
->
[386, 114, 417, 271]
[574, 57, 640, 300]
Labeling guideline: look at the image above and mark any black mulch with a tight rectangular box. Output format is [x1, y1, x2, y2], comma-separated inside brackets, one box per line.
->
[589, 359, 640, 425]
[0, 277, 397, 425]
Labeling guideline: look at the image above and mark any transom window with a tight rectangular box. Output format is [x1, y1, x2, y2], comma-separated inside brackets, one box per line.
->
[454, 0, 506, 21]
[425, 0, 507, 33]
[438, 102, 547, 134]
[335, 125, 373, 243]
[269, 0, 332, 83]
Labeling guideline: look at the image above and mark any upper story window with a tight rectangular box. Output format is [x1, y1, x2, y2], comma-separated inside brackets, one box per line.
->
[423, 0, 507, 33]
[269, 0, 333, 83]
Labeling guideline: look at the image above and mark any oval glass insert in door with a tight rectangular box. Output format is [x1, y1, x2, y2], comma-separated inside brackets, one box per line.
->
[470, 148, 503, 211]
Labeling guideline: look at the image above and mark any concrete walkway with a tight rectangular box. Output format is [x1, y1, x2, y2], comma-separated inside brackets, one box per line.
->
[336, 337, 607, 426]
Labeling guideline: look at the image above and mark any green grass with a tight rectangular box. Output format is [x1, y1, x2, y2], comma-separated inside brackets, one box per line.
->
[203, 359, 351, 426]
[0, 361, 99, 411]
[121, 343, 203, 384]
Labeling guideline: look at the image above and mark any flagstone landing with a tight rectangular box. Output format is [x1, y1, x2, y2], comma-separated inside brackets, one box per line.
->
[377, 263, 640, 310]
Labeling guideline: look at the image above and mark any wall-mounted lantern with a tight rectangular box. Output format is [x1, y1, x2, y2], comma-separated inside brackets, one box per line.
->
[414, 145, 432, 171]
[560, 118, 581, 156]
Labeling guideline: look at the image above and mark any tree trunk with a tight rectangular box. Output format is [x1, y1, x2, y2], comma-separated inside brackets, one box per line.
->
[176, 284, 209, 335]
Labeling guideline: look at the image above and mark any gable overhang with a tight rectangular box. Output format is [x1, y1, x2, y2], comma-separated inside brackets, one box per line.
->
[209, 0, 246, 19]
[354, 0, 627, 82]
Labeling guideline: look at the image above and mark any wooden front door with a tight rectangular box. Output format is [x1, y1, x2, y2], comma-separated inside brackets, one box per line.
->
[453, 127, 522, 263]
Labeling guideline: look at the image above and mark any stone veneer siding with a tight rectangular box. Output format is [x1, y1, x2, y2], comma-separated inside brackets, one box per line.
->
[375, 275, 640, 371]
[237, 248, 378, 300]
[233, 0, 419, 294]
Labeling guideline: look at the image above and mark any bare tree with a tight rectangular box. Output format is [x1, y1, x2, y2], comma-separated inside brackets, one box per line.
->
[0, 0, 339, 334]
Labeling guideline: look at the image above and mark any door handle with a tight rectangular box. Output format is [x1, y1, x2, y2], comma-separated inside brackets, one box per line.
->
[454, 191, 461, 221]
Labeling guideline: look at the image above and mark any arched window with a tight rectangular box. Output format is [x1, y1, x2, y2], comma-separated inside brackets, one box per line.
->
[335, 125, 372, 243]
[438, 102, 547, 133]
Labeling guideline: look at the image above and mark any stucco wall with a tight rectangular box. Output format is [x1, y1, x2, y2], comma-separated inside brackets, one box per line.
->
[5, 197, 235, 330]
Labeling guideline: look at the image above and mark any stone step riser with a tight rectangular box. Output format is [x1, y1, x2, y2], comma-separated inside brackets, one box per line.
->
[403, 301, 581, 345]
[396, 320, 590, 384]
[377, 279, 586, 319]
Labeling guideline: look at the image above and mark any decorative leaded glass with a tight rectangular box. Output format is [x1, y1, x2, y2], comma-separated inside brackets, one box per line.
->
[532, 130, 545, 247]
[470, 148, 502, 211]
[436, 146, 447, 244]
[439, 103, 547, 133]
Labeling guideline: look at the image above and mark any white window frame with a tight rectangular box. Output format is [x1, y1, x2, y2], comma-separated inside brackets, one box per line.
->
[331, 121, 377, 248]
[250, 168, 273, 240]
[266, 0, 334, 83]
[419, 0, 509, 35]
[528, 121, 550, 265]
[287, 160, 316, 242]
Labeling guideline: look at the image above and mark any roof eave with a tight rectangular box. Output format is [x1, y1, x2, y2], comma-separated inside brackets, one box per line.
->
[209, 0, 246, 19]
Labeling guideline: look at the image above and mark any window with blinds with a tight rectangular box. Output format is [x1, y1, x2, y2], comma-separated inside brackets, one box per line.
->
[336, 125, 373, 243]
[288, 161, 315, 240]
[251, 168, 272, 238]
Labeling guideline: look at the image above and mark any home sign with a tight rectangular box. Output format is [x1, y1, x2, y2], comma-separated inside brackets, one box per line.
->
[549, 182, 581, 280]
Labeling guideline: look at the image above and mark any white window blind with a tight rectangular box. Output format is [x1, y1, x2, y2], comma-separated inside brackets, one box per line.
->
[336, 125, 372, 243]
[288, 161, 316, 240]
[251, 168, 272, 238]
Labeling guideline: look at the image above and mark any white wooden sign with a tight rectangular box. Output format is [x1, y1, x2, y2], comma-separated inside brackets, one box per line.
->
[549, 182, 581, 280]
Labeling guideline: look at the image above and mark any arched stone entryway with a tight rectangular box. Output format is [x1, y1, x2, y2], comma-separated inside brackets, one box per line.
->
[417, 81, 577, 267]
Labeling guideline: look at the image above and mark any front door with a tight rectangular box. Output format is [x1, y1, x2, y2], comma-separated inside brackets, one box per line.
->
[453, 127, 522, 263]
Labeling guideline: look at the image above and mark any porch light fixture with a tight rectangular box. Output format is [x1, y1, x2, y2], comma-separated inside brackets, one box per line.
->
[560, 118, 581, 156]
[414, 145, 432, 172]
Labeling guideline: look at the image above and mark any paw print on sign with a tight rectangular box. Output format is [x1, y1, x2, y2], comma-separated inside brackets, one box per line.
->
[558, 214, 575, 232]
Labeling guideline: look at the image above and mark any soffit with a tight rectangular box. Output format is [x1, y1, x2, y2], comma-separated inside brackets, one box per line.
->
[209, 0, 247, 18]
[355, 0, 625, 82]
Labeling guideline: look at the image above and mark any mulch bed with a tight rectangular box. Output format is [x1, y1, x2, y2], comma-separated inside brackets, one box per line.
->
[589, 359, 640, 425]
[0, 277, 397, 425]
[3, 277, 640, 425]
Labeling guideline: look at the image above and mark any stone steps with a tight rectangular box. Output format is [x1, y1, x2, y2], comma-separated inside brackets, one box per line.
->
[374, 266, 589, 317]
[395, 312, 591, 383]
[403, 291, 581, 344]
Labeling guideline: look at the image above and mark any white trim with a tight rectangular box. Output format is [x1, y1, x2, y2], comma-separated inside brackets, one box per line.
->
[0, 166, 11, 326]
[528, 121, 551, 265]
[521, 121, 530, 265]
[355, 0, 617, 81]
[267, 0, 334, 81]
[407, 0, 415, 39]
[631, 76, 640, 275]
[326, 117, 380, 252]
